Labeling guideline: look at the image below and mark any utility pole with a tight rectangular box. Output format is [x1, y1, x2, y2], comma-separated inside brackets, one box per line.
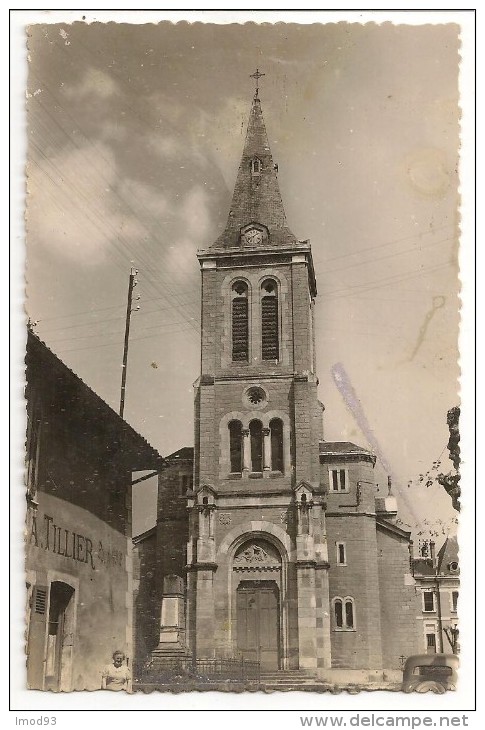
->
[119, 267, 139, 418]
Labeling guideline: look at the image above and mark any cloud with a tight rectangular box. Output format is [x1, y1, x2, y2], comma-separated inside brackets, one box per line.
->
[118, 178, 168, 220]
[64, 68, 118, 100]
[181, 186, 210, 240]
[148, 135, 182, 159]
[27, 143, 150, 265]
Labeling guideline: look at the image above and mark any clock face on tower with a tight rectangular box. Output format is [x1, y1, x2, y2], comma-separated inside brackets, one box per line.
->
[242, 228, 263, 246]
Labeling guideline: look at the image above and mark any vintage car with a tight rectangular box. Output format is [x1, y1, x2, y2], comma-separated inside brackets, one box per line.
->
[402, 654, 459, 693]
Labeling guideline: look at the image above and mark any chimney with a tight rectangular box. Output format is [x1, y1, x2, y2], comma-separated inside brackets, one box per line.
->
[430, 541, 436, 570]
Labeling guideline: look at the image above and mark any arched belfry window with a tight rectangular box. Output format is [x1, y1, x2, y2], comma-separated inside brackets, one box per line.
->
[229, 420, 243, 474]
[270, 418, 284, 472]
[261, 280, 279, 360]
[251, 157, 262, 175]
[232, 281, 249, 362]
[249, 420, 263, 473]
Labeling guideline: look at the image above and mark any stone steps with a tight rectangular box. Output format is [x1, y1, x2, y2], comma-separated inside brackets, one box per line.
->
[260, 670, 318, 686]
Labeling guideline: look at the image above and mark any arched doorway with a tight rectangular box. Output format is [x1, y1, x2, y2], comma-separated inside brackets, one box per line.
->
[233, 539, 282, 670]
[44, 581, 75, 691]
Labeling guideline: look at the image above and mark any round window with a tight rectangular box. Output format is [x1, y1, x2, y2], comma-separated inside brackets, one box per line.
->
[243, 386, 267, 409]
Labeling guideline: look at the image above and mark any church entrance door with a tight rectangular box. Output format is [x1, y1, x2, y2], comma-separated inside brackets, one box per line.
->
[236, 581, 279, 670]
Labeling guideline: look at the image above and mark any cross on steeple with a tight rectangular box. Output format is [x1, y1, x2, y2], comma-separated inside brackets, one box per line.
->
[250, 68, 265, 98]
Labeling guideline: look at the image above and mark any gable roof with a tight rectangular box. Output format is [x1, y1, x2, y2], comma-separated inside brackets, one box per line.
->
[376, 516, 412, 541]
[437, 536, 459, 575]
[26, 329, 163, 469]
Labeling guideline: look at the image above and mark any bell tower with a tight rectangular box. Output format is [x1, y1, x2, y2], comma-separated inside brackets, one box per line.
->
[187, 77, 331, 672]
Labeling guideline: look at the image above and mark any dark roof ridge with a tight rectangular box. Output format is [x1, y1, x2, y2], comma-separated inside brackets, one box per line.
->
[27, 328, 162, 460]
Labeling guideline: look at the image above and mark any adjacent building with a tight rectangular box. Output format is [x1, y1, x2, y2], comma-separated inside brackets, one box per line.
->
[135, 88, 419, 681]
[412, 537, 460, 655]
[25, 329, 162, 691]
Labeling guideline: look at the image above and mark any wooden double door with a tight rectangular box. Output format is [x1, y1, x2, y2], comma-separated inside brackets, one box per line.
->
[236, 580, 280, 670]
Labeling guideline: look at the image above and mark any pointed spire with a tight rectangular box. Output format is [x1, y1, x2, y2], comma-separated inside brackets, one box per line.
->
[212, 93, 297, 249]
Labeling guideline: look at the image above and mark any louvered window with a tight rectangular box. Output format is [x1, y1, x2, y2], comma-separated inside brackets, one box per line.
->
[261, 280, 279, 360]
[232, 281, 249, 362]
[33, 586, 48, 615]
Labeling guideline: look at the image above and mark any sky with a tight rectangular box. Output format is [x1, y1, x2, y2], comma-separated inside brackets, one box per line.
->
[25, 20, 461, 538]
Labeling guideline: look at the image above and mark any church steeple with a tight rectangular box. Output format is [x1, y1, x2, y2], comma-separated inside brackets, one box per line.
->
[212, 89, 297, 249]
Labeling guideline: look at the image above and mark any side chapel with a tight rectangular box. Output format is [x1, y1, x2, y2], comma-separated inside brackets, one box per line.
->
[134, 79, 418, 680]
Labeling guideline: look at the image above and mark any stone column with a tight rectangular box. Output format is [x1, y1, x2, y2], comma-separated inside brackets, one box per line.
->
[242, 428, 251, 474]
[263, 427, 271, 472]
[296, 561, 318, 670]
[295, 503, 318, 670]
[194, 566, 217, 658]
[147, 575, 190, 673]
[158, 575, 186, 647]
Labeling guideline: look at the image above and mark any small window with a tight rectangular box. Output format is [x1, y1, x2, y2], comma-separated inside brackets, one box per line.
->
[329, 469, 348, 492]
[336, 542, 347, 565]
[334, 599, 343, 628]
[251, 157, 262, 175]
[423, 591, 435, 612]
[345, 600, 354, 629]
[333, 596, 355, 631]
[426, 633, 437, 653]
[451, 591, 458, 613]
[449, 561, 459, 572]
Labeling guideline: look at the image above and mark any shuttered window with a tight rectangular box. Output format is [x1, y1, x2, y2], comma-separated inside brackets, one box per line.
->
[261, 280, 279, 360]
[33, 586, 48, 615]
[423, 591, 435, 612]
[232, 282, 249, 362]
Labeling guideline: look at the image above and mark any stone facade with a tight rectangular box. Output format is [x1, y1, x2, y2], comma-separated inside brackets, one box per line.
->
[412, 537, 460, 655]
[135, 91, 419, 680]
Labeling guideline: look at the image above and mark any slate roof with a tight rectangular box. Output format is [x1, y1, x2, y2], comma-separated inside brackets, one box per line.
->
[319, 441, 375, 460]
[210, 93, 297, 250]
[412, 558, 436, 576]
[437, 536, 459, 575]
[164, 446, 194, 463]
[412, 536, 459, 578]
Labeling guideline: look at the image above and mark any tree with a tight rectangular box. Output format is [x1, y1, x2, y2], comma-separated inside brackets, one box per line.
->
[443, 625, 460, 655]
[437, 406, 460, 511]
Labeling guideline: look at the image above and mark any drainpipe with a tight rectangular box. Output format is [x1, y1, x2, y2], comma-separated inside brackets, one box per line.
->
[430, 542, 444, 654]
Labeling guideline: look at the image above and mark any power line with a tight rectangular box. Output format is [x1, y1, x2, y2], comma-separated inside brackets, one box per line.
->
[29, 74, 202, 328]
[323, 261, 452, 299]
[313, 223, 456, 266]
[319, 235, 456, 277]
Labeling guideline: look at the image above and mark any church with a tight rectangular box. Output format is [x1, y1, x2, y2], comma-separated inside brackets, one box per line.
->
[134, 80, 419, 684]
